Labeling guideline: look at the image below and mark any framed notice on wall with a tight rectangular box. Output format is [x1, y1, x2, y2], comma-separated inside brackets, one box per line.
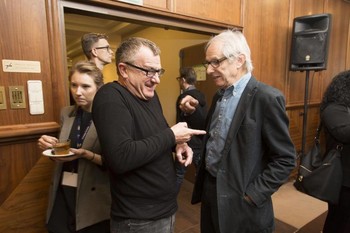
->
[193, 65, 206, 81]
[118, 0, 143, 5]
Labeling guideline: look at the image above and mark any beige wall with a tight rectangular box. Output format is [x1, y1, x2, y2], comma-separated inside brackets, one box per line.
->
[100, 36, 121, 83]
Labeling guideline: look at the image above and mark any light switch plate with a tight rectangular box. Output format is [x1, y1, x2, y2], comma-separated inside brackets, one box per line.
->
[0, 86, 7, 110]
[9, 86, 26, 109]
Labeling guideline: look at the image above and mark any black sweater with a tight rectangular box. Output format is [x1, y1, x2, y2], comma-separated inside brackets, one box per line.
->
[92, 81, 177, 221]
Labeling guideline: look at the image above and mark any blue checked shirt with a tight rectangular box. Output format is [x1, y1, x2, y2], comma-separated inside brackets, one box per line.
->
[205, 73, 251, 177]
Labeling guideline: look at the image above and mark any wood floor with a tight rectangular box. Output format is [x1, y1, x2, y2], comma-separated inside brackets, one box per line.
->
[174, 179, 326, 233]
[175, 179, 200, 233]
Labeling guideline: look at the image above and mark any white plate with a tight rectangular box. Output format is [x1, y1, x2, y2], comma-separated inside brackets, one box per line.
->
[42, 149, 74, 157]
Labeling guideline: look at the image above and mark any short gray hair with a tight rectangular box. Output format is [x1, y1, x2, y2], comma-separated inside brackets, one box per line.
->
[115, 37, 161, 76]
[206, 29, 253, 73]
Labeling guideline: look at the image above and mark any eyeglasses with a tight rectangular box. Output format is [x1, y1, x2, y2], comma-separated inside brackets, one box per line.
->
[125, 62, 165, 78]
[203, 57, 228, 69]
[93, 46, 112, 52]
[176, 77, 183, 81]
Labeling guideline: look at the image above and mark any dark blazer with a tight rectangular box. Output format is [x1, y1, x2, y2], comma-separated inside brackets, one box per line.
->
[192, 77, 296, 233]
[46, 106, 111, 230]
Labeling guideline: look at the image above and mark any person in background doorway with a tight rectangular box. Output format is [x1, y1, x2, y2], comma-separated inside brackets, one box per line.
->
[92, 37, 206, 233]
[81, 33, 113, 70]
[181, 29, 296, 233]
[175, 67, 207, 193]
[320, 70, 350, 233]
[38, 61, 111, 233]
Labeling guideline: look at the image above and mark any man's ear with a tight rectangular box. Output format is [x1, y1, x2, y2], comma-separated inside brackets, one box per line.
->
[118, 63, 128, 77]
[90, 48, 98, 57]
[237, 54, 245, 66]
[237, 54, 246, 68]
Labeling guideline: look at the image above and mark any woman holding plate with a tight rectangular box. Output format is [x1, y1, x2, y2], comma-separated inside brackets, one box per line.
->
[38, 61, 110, 233]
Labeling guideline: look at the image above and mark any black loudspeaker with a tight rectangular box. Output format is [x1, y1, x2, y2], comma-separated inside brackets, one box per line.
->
[290, 14, 332, 71]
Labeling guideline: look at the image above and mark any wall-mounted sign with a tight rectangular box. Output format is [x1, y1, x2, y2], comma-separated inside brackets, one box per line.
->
[2, 59, 41, 73]
[118, 0, 143, 5]
[193, 64, 206, 81]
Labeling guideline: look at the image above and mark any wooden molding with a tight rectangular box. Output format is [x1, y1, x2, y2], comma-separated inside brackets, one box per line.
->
[64, 0, 241, 34]
[0, 122, 60, 145]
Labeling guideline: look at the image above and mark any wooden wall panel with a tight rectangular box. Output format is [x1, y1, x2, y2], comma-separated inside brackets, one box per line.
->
[0, 143, 41, 204]
[323, 0, 350, 85]
[0, 156, 54, 233]
[293, 0, 326, 16]
[174, 0, 241, 26]
[288, 71, 325, 107]
[347, 19, 350, 69]
[143, 0, 168, 10]
[288, 106, 321, 150]
[286, 109, 303, 150]
[0, 0, 57, 126]
[241, 0, 263, 80]
[243, 0, 290, 92]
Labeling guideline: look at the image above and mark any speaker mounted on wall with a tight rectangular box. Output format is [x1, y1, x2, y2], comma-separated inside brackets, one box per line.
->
[290, 13, 332, 71]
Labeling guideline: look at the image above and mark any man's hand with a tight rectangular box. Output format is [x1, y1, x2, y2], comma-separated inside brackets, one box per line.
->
[179, 95, 199, 115]
[171, 122, 206, 144]
[175, 143, 193, 167]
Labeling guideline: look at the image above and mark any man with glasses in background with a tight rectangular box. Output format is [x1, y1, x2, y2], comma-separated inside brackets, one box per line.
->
[180, 29, 296, 233]
[92, 37, 206, 233]
[81, 33, 113, 70]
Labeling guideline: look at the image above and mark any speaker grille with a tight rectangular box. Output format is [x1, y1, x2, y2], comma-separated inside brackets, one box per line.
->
[292, 33, 327, 64]
[290, 14, 331, 71]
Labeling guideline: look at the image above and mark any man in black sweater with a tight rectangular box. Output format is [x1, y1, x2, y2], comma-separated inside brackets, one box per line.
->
[92, 37, 206, 233]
